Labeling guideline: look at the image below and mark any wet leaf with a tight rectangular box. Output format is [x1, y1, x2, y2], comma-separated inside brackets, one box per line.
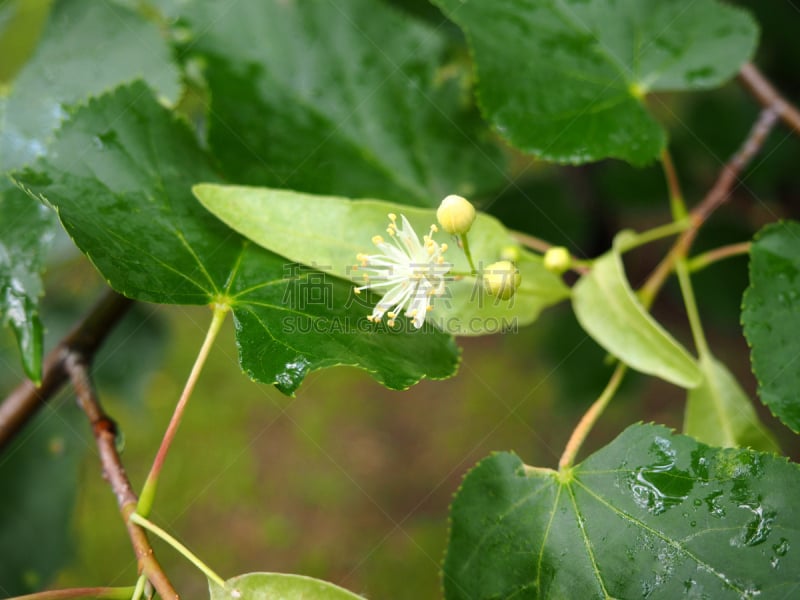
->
[182, 0, 504, 206]
[432, 0, 758, 165]
[685, 355, 779, 453]
[742, 220, 800, 433]
[13, 82, 459, 394]
[572, 238, 702, 388]
[0, 0, 181, 378]
[0, 179, 54, 383]
[194, 184, 570, 336]
[209, 573, 364, 600]
[444, 423, 800, 599]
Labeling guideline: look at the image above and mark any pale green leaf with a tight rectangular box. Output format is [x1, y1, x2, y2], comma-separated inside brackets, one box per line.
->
[685, 356, 779, 453]
[572, 238, 702, 387]
[209, 573, 364, 600]
[194, 184, 570, 335]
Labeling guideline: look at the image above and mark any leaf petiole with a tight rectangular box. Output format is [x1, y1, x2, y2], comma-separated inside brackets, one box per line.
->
[129, 512, 227, 589]
[138, 303, 229, 517]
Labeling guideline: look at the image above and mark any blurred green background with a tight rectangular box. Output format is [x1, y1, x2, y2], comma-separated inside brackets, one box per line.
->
[2, 0, 800, 598]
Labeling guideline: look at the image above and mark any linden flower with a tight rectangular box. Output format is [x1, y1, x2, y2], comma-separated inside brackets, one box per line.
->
[354, 213, 452, 328]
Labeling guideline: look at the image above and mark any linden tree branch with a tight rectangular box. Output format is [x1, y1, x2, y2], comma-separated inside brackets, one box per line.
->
[64, 354, 178, 600]
[0, 289, 133, 451]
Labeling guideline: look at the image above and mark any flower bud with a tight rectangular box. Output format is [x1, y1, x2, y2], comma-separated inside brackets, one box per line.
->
[483, 260, 521, 300]
[500, 245, 520, 263]
[436, 194, 476, 235]
[543, 246, 571, 275]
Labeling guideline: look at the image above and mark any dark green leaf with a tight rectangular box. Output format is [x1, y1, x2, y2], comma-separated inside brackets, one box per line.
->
[0, 399, 85, 595]
[432, 0, 758, 165]
[13, 82, 460, 394]
[0, 0, 181, 377]
[444, 423, 800, 600]
[183, 0, 504, 206]
[194, 184, 570, 335]
[572, 237, 702, 388]
[685, 355, 779, 453]
[209, 573, 364, 600]
[742, 221, 800, 433]
[0, 178, 55, 383]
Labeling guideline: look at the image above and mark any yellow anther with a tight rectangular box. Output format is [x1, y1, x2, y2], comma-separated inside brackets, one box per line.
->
[354, 287, 362, 295]
[372, 235, 384, 245]
[388, 213, 397, 222]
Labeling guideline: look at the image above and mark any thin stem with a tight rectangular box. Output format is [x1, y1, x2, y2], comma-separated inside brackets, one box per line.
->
[739, 62, 800, 136]
[130, 576, 146, 600]
[138, 305, 229, 517]
[640, 106, 779, 308]
[129, 513, 227, 589]
[661, 149, 687, 219]
[459, 232, 477, 274]
[0, 289, 133, 450]
[675, 259, 710, 359]
[5, 587, 135, 600]
[615, 219, 690, 253]
[559, 363, 627, 469]
[65, 356, 178, 600]
[687, 242, 751, 273]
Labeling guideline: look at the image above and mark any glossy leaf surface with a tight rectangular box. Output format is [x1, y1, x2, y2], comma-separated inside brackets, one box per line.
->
[572, 240, 702, 388]
[0, 179, 54, 382]
[444, 424, 800, 599]
[685, 355, 778, 453]
[209, 573, 364, 600]
[194, 184, 570, 335]
[742, 221, 800, 433]
[0, 0, 180, 377]
[183, 0, 504, 206]
[432, 0, 758, 165]
[13, 83, 460, 394]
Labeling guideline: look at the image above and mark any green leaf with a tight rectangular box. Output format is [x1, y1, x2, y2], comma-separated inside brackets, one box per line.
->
[572, 238, 702, 388]
[444, 423, 800, 600]
[194, 184, 570, 335]
[0, 0, 181, 376]
[0, 0, 51, 85]
[742, 220, 800, 433]
[0, 400, 84, 595]
[0, 0, 181, 172]
[209, 573, 364, 600]
[0, 178, 54, 383]
[685, 355, 779, 453]
[432, 0, 758, 165]
[13, 82, 459, 394]
[182, 0, 504, 207]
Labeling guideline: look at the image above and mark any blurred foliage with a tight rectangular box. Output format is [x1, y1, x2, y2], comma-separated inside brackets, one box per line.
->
[2, 0, 800, 598]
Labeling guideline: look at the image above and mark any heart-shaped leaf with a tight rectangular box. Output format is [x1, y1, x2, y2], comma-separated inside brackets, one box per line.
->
[444, 423, 800, 599]
[685, 355, 779, 453]
[742, 220, 800, 433]
[194, 184, 570, 336]
[432, 0, 758, 165]
[13, 82, 460, 394]
[209, 573, 364, 600]
[572, 238, 702, 388]
[181, 0, 504, 206]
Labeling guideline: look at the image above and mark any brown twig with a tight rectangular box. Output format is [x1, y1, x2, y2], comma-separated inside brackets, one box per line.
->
[64, 354, 178, 600]
[739, 62, 800, 136]
[0, 289, 133, 451]
[640, 105, 779, 305]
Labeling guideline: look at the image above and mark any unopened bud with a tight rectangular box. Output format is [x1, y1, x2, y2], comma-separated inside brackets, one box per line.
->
[500, 245, 520, 262]
[483, 260, 521, 300]
[543, 246, 571, 274]
[436, 194, 476, 235]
